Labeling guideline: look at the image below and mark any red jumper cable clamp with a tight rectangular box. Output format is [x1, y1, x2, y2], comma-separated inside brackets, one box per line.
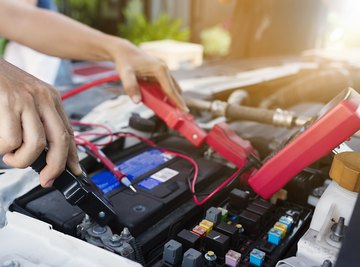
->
[139, 81, 257, 169]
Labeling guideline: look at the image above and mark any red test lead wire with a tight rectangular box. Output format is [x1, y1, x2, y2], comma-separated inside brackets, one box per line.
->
[61, 75, 119, 100]
[71, 120, 114, 146]
[75, 136, 137, 192]
[75, 131, 245, 206]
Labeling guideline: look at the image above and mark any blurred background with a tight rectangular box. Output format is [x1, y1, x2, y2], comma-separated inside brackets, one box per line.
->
[3, 0, 360, 118]
[4, 0, 360, 61]
[54, 0, 360, 59]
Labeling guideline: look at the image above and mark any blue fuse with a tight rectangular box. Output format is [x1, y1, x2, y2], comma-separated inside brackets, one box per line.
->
[230, 214, 238, 223]
[250, 248, 266, 266]
[268, 228, 282, 245]
[279, 216, 293, 230]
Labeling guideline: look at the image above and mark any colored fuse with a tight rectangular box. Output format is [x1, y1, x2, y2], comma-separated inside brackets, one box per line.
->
[225, 249, 241, 267]
[199, 219, 214, 235]
[274, 222, 288, 238]
[217, 207, 229, 221]
[250, 248, 266, 266]
[279, 216, 293, 230]
[230, 214, 239, 223]
[267, 228, 282, 245]
[235, 224, 244, 233]
[192, 225, 207, 237]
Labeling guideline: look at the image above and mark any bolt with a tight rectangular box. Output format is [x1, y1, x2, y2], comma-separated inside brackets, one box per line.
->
[204, 251, 217, 266]
[312, 186, 325, 197]
[109, 234, 122, 247]
[1, 260, 20, 267]
[192, 134, 198, 140]
[98, 211, 106, 219]
[236, 224, 244, 233]
[83, 214, 91, 224]
[321, 259, 332, 267]
[330, 217, 345, 242]
[92, 225, 107, 235]
[121, 227, 131, 239]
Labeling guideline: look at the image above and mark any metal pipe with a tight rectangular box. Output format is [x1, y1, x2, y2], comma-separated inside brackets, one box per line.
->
[185, 97, 309, 128]
[185, 97, 212, 112]
[226, 103, 275, 125]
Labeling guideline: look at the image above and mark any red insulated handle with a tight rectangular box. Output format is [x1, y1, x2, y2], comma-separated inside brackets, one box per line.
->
[139, 82, 207, 147]
[206, 122, 258, 168]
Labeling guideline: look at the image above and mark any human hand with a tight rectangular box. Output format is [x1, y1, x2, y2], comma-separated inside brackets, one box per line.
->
[0, 59, 82, 187]
[108, 38, 189, 112]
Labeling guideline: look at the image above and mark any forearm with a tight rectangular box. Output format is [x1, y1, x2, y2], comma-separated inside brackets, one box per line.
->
[0, 0, 122, 61]
[0, 0, 188, 111]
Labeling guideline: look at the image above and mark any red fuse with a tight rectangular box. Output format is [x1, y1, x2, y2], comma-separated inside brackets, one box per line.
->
[192, 225, 207, 237]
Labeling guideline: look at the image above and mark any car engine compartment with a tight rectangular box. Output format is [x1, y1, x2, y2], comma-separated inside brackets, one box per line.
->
[1, 55, 360, 267]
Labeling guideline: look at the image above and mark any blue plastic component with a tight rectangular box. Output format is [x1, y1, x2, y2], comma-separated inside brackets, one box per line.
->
[249, 248, 265, 266]
[268, 228, 282, 245]
[279, 216, 293, 230]
[91, 148, 173, 194]
[230, 214, 238, 222]
[137, 178, 162, 190]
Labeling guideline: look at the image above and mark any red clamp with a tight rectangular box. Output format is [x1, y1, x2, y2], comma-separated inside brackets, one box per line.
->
[140, 82, 207, 147]
[139, 82, 256, 168]
[206, 122, 255, 168]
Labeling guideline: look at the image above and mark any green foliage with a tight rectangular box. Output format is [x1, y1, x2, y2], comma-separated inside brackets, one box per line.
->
[0, 38, 7, 56]
[119, 0, 189, 45]
[57, 0, 99, 26]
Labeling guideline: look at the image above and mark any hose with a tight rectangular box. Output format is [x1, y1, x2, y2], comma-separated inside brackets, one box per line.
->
[185, 97, 307, 128]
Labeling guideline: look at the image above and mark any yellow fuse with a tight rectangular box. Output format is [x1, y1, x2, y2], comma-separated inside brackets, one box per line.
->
[199, 219, 214, 235]
[274, 222, 288, 238]
[236, 224, 244, 234]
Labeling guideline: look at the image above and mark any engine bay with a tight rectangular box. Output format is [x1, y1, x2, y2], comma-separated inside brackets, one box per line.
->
[1, 56, 360, 267]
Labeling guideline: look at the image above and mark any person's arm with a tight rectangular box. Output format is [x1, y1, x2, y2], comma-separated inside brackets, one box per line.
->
[0, 59, 82, 187]
[0, 0, 187, 111]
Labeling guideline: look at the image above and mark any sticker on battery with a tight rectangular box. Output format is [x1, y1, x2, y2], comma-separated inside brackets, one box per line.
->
[90, 148, 174, 194]
[151, 167, 179, 182]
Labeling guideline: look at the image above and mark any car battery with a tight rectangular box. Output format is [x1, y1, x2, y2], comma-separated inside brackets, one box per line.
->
[10, 135, 234, 257]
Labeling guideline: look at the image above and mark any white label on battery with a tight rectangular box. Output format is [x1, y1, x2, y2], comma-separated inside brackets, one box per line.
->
[151, 167, 179, 182]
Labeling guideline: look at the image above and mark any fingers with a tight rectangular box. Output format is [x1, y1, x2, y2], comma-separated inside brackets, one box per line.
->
[154, 65, 189, 112]
[0, 60, 78, 188]
[0, 105, 22, 155]
[119, 67, 141, 104]
[171, 76, 183, 95]
[2, 95, 46, 169]
[54, 95, 82, 177]
[37, 94, 71, 187]
[112, 42, 187, 110]
[3, 89, 80, 187]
